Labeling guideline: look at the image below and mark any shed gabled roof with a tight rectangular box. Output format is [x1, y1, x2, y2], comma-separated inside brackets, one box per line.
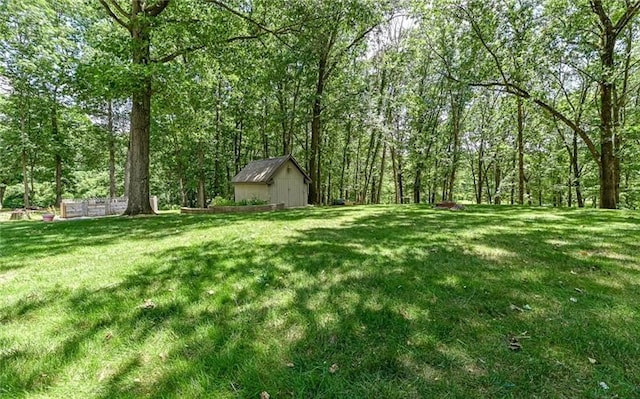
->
[232, 155, 311, 184]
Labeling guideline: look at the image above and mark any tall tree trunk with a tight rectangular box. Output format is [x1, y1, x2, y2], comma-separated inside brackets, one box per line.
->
[413, 165, 422, 204]
[517, 96, 525, 205]
[309, 55, 326, 205]
[494, 161, 502, 205]
[598, 28, 617, 208]
[261, 100, 269, 159]
[0, 183, 5, 209]
[20, 106, 29, 208]
[448, 97, 461, 201]
[573, 131, 584, 207]
[391, 146, 399, 203]
[107, 101, 117, 198]
[589, 0, 640, 208]
[476, 139, 484, 204]
[339, 120, 351, 198]
[125, 5, 153, 215]
[376, 141, 387, 204]
[197, 142, 206, 208]
[52, 102, 62, 206]
[234, 115, 243, 175]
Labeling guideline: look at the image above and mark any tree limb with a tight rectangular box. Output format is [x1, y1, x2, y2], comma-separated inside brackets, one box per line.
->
[207, 0, 278, 36]
[614, 0, 640, 36]
[98, 0, 130, 30]
[107, 0, 130, 20]
[457, 4, 510, 85]
[466, 79, 601, 164]
[153, 45, 206, 63]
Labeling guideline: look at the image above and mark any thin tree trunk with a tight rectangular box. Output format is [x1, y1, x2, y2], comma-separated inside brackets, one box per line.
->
[21, 105, 29, 208]
[52, 102, 62, 206]
[448, 97, 461, 201]
[494, 161, 502, 205]
[0, 184, 5, 209]
[309, 55, 326, 205]
[517, 96, 525, 205]
[339, 120, 352, 198]
[376, 141, 387, 204]
[413, 165, 422, 204]
[573, 131, 584, 207]
[107, 101, 117, 198]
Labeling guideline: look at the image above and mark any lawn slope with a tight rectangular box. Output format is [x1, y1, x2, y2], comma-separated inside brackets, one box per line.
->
[1, 205, 639, 398]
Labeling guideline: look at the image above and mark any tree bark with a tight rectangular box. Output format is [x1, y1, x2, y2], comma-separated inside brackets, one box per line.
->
[517, 96, 525, 205]
[448, 95, 461, 201]
[573, 131, 584, 207]
[309, 55, 326, 205]
[52, 102, 62, 207]
[21, 105, 29, 208]
[107, 101, 117, 198]
[124, 2, 155, 215]
[376, 141, 387, 204]
[494, 161, 502, 205]
[339, 119, 352, 198]
[0, 184, 5, 209]
[598, 27, 617, 208]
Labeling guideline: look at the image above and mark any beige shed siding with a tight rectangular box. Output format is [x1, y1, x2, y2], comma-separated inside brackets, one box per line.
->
[269, 160, 308, 207]
[234, 183, 270, 202]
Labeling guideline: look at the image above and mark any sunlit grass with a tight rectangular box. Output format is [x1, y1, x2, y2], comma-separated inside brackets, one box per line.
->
[1, 205, 639, 398]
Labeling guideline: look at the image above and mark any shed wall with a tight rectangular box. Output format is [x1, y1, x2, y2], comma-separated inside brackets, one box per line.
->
[269, 160, 308, 207]
[234, 184, 270, 203]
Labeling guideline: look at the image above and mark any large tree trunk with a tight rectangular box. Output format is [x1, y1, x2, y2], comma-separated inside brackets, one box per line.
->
[124, 5, 153, 215]
[589, 0, 640, 208]
[598, 31, 617, 209]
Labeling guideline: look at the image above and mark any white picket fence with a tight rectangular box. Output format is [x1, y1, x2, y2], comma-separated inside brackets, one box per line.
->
[60, 196, 158, 219]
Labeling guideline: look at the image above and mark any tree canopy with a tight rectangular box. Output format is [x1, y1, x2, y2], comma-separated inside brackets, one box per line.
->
[2, 0, 640, 211]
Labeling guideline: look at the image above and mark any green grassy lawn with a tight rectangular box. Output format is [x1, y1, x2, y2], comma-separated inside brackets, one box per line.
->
[1, 205, 639, 398]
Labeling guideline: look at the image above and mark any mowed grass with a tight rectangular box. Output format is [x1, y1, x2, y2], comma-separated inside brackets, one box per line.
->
[0, 205, 639, 399]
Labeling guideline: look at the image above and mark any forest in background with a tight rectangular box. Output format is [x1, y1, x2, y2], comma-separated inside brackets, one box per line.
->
[1, 0, 639, 212]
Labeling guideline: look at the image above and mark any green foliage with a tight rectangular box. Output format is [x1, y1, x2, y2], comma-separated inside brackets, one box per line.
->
[210, 196, 268, 207]
[237, 198, 269, 206]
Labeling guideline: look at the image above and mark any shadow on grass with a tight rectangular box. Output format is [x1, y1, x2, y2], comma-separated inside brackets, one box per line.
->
[1, 205, 639, 398]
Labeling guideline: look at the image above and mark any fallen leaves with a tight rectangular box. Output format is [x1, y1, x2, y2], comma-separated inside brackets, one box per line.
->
[588, 357, 597, 365]
[508, 337, 522, 351]
[507, 332, 530, 351]
[140, 299, 156, 309]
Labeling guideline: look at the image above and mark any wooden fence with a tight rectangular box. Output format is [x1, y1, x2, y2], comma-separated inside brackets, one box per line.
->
[60, 196, 158, 219]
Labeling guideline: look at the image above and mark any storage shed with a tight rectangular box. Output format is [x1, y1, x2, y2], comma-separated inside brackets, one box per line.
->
[232, 155, 311, 208]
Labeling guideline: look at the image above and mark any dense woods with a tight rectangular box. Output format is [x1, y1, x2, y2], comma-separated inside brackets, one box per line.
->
[1, 0, 640, 213]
